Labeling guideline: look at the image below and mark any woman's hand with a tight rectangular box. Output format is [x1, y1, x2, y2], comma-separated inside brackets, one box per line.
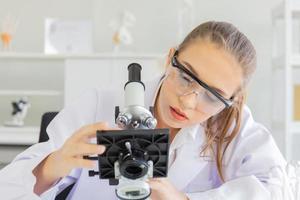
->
[33, 122, 116, 195]
[47, 122, 111, 177]
[148, 178, 189, 200]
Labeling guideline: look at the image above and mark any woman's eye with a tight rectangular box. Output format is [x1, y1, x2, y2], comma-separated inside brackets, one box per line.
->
[204, 91, 219, 103]
[180, 72, 193, 83]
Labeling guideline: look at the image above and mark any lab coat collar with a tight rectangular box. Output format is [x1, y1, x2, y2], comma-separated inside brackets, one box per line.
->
[168, 124, 207, 191]
[170, 124, 202, 150]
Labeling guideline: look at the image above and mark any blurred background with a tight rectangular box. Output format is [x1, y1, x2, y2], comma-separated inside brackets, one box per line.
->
[0, 0, 299, 168]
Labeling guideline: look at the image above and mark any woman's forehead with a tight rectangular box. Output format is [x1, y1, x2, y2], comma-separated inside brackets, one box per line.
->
[178, 42, 243, 98]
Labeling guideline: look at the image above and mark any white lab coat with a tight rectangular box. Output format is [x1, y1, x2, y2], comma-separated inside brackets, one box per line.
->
[0, 74, 293, 200]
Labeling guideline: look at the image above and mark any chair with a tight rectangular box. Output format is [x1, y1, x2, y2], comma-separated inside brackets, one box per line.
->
[38, 112, 58, 143]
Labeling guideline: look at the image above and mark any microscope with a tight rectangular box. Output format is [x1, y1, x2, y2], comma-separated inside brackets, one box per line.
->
[88, 63, 170, 200]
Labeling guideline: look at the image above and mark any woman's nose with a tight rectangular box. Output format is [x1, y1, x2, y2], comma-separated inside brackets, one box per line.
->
[179, 91, 198, 110]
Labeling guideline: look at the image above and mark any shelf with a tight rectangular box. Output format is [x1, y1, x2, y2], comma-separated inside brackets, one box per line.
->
[0, 90, 63, 96]
[290, 122, 300, 134]
[0, 52, 164, 60]
[291, 55, 300, 66]
[0, 126, 39, 145]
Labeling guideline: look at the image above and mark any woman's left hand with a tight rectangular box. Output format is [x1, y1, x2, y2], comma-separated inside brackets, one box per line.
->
[148, 178, 189, 200]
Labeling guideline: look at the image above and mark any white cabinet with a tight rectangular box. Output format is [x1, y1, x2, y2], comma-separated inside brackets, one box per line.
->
[0, 54, 65, 167]
[0, 54, 65, 147]
[0, 53, 164, 147]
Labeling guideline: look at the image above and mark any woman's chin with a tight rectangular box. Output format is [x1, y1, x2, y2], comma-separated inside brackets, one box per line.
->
[163, 115, 188, 129]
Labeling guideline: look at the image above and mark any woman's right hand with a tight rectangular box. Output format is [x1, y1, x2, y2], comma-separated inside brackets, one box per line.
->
[33, 122, 115, 195]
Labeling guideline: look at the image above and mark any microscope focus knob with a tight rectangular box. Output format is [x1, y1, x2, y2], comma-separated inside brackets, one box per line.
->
[116, 114, 131, 129]
[144, 117, 157, 129]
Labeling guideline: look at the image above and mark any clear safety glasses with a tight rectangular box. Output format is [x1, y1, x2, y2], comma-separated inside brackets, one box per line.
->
[169, 50, 234, 113]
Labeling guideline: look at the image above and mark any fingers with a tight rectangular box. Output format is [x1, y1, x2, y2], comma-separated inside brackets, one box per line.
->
[148, 178, 168, 191]
[71, 143, 106, 156]
[62, 122, 122, 170]
[87, 126, 121, 139]
[73, 157, 96, 168]
[148, 179, 163, 191]
[73, 122, 109, 141]
[64, 122, 122, 158]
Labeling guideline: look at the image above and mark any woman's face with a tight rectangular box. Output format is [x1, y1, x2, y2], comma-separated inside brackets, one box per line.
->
[156, 40, 243, 129]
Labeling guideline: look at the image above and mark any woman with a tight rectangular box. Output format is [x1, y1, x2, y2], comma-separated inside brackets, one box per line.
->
[0, 21, 291, 200]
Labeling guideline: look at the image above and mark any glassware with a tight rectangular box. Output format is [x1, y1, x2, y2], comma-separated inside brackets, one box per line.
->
[286, 160, 300, 200]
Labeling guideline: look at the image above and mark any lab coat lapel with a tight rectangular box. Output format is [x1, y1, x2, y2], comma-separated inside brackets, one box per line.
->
[167, 125, 207, 191]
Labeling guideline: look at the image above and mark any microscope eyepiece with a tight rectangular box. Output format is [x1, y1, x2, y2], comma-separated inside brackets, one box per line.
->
[125, 63, 145, 90]
[128, 63, 142, 82]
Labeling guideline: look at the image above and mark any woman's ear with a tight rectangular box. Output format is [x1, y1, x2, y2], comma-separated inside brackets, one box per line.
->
[165, 47, 177, 67]
[233, 90, 245, 105]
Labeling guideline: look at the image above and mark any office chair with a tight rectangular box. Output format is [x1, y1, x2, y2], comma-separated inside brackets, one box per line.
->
[38, 112, 58, 143]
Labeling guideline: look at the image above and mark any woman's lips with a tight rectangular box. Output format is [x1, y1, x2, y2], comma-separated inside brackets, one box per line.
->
[169, 106, 188, 121]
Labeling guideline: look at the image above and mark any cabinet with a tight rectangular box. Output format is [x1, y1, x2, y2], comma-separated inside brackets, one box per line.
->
[0, 52, 164, 167]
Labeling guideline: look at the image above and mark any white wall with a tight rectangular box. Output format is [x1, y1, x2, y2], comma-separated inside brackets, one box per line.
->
[0, 0, 283, 150]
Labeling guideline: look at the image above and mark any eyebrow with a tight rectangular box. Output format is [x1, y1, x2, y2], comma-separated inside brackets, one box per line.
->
[181, 60, 228, 97]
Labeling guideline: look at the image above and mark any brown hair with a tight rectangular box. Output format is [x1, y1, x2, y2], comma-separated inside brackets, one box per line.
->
[177, 21, 257, 182]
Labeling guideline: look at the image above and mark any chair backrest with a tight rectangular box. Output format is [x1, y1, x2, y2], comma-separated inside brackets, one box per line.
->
[38, 112, 58, 143]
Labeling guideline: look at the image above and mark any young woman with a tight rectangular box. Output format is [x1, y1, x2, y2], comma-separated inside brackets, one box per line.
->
[0, 21, 291, 200]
